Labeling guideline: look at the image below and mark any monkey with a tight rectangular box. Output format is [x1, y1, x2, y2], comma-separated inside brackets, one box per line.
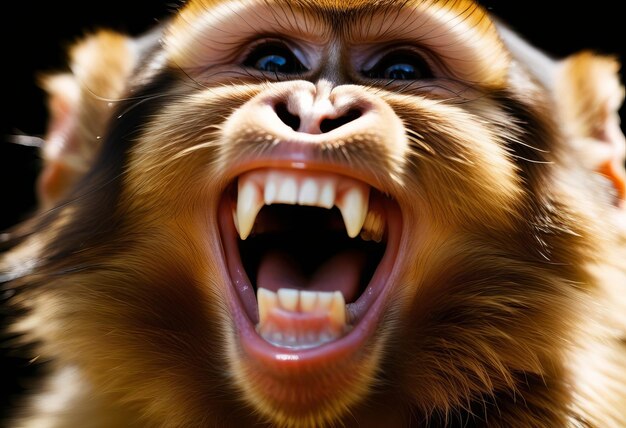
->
[1, 1, 625, 427]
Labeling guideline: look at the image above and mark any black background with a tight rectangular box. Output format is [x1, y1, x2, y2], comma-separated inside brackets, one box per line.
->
[0, 0, 624, 419]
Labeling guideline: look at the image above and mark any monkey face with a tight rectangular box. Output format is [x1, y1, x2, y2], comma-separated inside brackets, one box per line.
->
[115, 1, 542, 423]
[7, 0, 626, 427]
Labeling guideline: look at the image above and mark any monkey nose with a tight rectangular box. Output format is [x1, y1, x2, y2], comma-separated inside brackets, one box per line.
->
[274, 102, 363, 134]
[271, 82, 365, 135]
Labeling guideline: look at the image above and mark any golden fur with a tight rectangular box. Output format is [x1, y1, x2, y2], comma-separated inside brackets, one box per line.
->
[2, 0, 625, 427]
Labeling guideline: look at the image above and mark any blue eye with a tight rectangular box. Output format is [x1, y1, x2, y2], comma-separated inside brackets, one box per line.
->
[255, 55, 287, 72]
[364, 51, 433, 80]
[244, 42, 307, 74]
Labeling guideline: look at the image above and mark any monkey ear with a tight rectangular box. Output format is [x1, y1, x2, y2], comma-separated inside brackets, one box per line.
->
[555, 52, 626, 213]
[37, 30, 138, 208]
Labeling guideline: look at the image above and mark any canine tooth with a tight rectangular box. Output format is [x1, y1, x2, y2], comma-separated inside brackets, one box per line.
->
[319, 181, 336, 208]
[363, 209, 373, 230]
[329, 291, 346, 326]
[232, 207, 239, 234]
[257, 288, 278, 325]
[298, 179, 319, 205]
[300, 290, 318, 312]
[316, 291, 334, 310]
[278, 288, 299, 311]
[277, 176, 298, 203]
[336, 186, 369, 238]
[237, 178, 264, 240]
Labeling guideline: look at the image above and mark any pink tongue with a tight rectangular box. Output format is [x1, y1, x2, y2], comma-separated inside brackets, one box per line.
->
[257, 250, 366, 302]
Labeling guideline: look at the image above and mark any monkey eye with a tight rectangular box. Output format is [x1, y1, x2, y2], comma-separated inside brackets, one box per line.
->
[243, 41, 308, 74]
[363, 50, 433, 80]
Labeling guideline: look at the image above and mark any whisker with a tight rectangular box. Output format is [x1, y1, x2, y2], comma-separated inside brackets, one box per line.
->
[8, 135, 45, 148]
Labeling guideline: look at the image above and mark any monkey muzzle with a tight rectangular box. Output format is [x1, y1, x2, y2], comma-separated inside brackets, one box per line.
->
[214, 81, 406, 409]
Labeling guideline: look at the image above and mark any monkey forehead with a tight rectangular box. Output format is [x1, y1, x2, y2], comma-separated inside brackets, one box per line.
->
[165, 0, 509, 88]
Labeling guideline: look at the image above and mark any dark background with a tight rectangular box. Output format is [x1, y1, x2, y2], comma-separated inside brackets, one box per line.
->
[0, 0, 624, 421]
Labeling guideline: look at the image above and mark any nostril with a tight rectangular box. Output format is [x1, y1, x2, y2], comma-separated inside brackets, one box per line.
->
[275, 103, 301, 132]
[320, 109, 362, 133]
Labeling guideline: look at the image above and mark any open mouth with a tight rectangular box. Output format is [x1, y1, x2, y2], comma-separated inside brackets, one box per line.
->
[219, 167, 402, 362]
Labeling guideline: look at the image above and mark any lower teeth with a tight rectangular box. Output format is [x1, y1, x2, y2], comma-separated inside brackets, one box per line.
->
[256, 288, 348, 348]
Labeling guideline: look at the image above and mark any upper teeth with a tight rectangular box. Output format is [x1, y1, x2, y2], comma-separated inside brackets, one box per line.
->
[235, 169, 372, 240]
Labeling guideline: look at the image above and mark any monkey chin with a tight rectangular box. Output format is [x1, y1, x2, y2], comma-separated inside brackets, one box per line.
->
[215, 165, 404, 425]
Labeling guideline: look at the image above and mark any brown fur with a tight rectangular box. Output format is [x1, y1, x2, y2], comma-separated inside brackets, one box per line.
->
[2, 1, 625, 427]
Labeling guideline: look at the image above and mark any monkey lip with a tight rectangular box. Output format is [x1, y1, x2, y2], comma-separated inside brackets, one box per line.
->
[218, 166, 402, 371]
